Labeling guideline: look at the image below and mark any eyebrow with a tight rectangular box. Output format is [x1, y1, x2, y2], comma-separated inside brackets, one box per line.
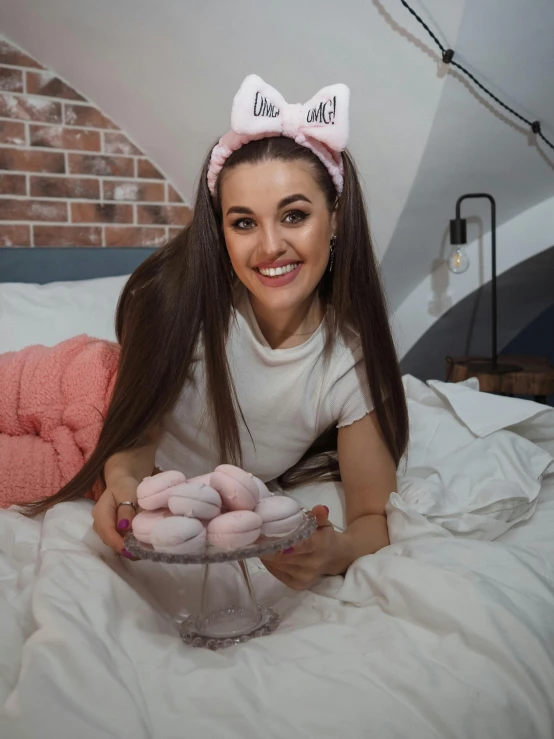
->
[225, 193, 312, 217]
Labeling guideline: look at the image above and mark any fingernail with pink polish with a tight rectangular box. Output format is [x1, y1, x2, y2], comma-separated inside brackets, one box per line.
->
[121, 548, 134, 559]
[117, 519, 130, 531]
[283, 547, 294, 555]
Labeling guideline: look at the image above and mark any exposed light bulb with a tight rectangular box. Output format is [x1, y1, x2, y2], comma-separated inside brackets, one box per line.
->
[448, 246, 469, 274]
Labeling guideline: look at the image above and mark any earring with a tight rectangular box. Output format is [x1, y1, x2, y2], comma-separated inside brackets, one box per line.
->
[329, 235, 337, 273]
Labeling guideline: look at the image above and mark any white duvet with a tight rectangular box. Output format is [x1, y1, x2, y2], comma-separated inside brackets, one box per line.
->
[1, 378, 554, 739]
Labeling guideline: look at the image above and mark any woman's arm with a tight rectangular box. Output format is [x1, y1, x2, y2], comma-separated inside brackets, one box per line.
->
[261, 410, 397, 588]
[328, 410, 396, 574]
[104, 423, 162, 493]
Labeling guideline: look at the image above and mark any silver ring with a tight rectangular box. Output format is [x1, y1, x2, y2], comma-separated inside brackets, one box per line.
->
[116, 500, 137, 512]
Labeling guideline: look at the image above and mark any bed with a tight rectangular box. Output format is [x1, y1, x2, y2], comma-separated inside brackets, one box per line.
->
[1, 247, 553, 739]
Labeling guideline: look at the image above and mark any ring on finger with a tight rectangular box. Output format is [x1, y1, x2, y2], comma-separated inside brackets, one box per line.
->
[116, 500, 137, 513]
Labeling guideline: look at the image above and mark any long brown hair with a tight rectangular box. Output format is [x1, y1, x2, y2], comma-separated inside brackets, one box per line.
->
[24, 136, 408, 515]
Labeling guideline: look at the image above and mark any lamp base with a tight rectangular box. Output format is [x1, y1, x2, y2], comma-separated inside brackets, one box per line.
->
[467, 360, 522, 375]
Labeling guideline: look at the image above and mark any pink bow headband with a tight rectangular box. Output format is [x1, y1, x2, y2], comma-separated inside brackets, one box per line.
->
[207, 74, 350, 196]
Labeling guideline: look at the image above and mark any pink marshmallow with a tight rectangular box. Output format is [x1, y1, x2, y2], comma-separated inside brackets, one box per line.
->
[252, 476, 272, 499]
[254, 497, 303, 538]
[188, 473, 214, 486]
[132, 509, 173, 544]
[150, 516, 206, 553]
[207, 510, 262, 549]
[208, 530, 260, 549]
[167, 482, 222, 520]
[261, 511, 304, 537]
[210, 464, 259, 511]
[137, 470, 187, 511]
[255, 496, 300, 521]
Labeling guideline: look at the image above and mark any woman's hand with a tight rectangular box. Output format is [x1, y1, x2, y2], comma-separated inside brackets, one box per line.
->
[92, 476, 139, 558]
[260, 505, 347, 591]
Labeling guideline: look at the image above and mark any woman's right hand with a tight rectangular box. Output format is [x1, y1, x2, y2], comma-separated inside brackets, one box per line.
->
[97, 426, 161, 556]
[92, 477, 139, 557]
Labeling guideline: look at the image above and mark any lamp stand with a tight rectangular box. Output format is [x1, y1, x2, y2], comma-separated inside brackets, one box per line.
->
[451, 194, 522, 376]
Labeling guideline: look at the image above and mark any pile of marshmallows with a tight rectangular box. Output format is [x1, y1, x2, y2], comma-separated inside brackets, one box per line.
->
[132, 465, 302, 553]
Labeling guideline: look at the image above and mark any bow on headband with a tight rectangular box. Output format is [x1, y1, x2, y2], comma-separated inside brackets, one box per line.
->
[207, 74, 350, 195]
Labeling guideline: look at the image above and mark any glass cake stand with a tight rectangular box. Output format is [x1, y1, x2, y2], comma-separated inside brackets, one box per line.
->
[124, 510, 317, 650]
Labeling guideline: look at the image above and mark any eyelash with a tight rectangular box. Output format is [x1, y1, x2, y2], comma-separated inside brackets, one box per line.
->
[231, 210, 309, 231]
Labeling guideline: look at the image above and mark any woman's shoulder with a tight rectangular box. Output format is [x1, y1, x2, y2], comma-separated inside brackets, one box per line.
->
[328, 318, 362, 362]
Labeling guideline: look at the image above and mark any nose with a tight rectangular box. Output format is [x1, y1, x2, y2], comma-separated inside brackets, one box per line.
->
[257, 224, 286, 261]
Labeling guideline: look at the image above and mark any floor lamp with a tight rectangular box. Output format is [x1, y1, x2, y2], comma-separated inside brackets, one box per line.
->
[448, 193, 521, 374]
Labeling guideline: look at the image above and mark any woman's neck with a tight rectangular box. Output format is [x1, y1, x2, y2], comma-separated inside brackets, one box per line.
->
[249, 292, 324, 350]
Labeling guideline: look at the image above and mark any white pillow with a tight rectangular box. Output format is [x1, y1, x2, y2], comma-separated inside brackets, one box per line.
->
[0, 274, 129, 353]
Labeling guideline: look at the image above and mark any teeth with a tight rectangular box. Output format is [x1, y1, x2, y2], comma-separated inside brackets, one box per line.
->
[258, 263, 299, 277]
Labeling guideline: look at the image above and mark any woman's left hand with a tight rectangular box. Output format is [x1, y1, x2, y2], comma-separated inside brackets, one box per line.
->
[260, 505, 342, 591]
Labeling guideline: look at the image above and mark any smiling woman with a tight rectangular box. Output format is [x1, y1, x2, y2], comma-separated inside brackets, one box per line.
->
[22, 75, 408, 589]
[221, 161, 336, 349]
[227, 192, 313, 278]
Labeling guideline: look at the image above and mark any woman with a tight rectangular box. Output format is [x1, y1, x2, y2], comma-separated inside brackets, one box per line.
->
[25, 75, 408, 591]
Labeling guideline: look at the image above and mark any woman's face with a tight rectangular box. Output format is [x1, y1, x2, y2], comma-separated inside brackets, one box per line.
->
[220, 159, 336, 317]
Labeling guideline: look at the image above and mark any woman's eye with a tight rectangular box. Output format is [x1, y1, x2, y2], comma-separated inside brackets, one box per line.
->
[232, 218, 255, 230]
[284, 210, 308, 224]
[231, 210, 307, 230]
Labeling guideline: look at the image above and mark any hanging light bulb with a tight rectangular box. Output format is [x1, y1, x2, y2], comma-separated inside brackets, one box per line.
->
[448, 245, 469, 273]
[448, 215, 469, 274]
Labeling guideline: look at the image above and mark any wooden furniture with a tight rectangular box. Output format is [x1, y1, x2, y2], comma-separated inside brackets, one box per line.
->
[446, 356, 554, 404]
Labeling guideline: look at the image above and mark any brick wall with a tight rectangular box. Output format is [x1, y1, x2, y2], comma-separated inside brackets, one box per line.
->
[0, 37, 192, 248]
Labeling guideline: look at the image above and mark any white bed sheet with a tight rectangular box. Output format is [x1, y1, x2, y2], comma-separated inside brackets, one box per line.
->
[1, 384, 554, 739]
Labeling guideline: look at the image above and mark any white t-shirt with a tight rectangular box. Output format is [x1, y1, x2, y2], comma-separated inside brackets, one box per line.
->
[156, 288, 373, 482]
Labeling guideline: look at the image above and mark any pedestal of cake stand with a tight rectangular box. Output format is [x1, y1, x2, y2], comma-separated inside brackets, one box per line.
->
[124, 510, 317, 650]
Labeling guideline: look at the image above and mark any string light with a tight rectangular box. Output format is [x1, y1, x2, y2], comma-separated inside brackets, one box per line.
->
[398, 0, 554, 152]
